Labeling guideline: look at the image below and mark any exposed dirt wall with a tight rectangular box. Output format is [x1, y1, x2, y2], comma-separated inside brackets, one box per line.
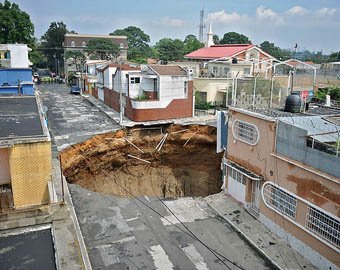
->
[61, 125, 223, 198]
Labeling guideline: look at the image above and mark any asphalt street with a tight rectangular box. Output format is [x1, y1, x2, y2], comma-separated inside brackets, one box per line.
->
[41, 84, 270, 270]
[40, 83, 120, 151]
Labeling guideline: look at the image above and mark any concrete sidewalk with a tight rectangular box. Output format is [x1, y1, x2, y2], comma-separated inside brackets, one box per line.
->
[83, 94, 217, 127]
[204, 192, 317, 270]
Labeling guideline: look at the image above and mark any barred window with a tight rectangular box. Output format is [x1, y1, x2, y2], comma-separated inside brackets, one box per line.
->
[306, 206, 340, 249]
[263, 183, 297, 218]
[228, 167, 246, 185]
[232, 120, 259, 145]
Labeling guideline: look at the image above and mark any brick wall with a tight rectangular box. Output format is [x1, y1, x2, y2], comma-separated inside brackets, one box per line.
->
[92, 87, 98, 99]
[103, 87, 120, 112]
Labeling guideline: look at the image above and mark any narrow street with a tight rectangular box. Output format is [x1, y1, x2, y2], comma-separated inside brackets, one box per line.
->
[41, 84, 271, 270]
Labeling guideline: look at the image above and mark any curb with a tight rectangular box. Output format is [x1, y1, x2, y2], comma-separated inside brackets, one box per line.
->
[63, 178, 93, 270]
[206, 202, 283, 270]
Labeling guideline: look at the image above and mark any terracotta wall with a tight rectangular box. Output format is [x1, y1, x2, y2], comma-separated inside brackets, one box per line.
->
[103, 87, 120, 112]
[125, 81, 193, 122]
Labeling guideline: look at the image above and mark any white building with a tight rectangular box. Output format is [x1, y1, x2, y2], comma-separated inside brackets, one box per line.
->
[0, 44, 32, 68]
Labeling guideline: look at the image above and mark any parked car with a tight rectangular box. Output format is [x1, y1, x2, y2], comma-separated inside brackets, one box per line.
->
[70, 85, 81, 94]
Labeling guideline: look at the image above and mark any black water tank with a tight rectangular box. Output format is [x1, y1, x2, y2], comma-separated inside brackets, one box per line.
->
[284, 93, 301, 113]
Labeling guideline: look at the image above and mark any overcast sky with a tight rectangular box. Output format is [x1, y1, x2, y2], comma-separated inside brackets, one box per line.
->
[13, 0, 340, 54]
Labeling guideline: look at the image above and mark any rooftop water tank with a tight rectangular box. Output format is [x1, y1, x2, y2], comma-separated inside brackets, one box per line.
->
[284, 93, 301, 113]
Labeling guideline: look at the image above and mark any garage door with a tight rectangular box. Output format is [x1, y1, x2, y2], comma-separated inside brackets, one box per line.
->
[98, 88, 104, 101]
[228, 168, 246, 204]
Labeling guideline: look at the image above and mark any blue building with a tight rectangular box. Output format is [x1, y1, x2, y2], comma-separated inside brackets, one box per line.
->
[0, 68, 34, 95]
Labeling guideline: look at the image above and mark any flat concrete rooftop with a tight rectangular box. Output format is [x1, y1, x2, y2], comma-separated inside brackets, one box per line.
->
[0, 96, 44, 139]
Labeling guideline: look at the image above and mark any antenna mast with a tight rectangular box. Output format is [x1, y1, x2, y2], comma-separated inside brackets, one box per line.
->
[199, 9, 205, 43]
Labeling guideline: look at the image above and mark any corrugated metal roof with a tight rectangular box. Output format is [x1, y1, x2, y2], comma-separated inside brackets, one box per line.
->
[184, 44, 253, 60]
[149, 65, 187, 76]
[279, 116, 339, 143]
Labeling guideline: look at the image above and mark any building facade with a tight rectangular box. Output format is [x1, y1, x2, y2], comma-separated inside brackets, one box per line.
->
[218, 107, 340, 269]
[0, 44, 32, 68]
[95, 64, 194, 122]
[0, 96, 52, 211]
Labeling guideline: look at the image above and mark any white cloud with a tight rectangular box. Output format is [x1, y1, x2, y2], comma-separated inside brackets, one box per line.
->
[208, 10, 242, 24]
[256, 6, 284, 25]
[287, 6, 309, 16]
[316, 7, 336, 17]
[159, 17, 186, 27]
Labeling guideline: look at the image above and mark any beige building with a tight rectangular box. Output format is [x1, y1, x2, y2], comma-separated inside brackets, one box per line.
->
[219, 107, 340, 269]
[0, 96, 52, 211]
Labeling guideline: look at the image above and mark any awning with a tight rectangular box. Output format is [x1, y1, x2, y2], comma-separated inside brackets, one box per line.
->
[225, 159, 263, 181]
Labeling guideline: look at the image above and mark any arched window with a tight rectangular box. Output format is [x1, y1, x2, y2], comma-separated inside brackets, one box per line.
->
[71, 41, 75, 47]
[120, 43, 124, 48]
[232, 119, 259, 145]
[82, 41, 86, 47]
[262, 182, 297, 219]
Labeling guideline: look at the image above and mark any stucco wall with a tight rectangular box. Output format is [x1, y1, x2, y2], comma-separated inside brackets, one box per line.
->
[276, 121, 340, 178]
[0, 148, 11, 185]
[9, 141, 51, 207]
[194, 78, 232, 103]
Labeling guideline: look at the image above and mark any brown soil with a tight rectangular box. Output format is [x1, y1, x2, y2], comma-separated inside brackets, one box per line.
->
[61, 124, 223, 198]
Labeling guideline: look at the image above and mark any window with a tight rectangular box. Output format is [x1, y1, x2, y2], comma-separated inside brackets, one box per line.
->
[82, 41, 86, 47]
[71, 41, 75, 47]
[184, 81, 188, 96]
[130, 77, 140, 84]
[196, 92, 207, 103]
[244, 68, 251, 74]
[232, 120, 259, 145]
[263, 183, 297, 218]
[224, 67, 230, 76]
[306, 206, 340, 249]
[120, 43, 124, 48]
[228, 167, 246, 185]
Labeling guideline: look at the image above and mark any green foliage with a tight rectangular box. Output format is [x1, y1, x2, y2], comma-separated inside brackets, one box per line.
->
[213, 34, 220, 45]
[220, 32, 251, 44]
[65, 50, 86, 71]
[183, 35, 204, 54]
[195, 93, 213, 109]
[329, 51, 340, 62]
[0, 0, 34, 46]
[316, 87, 340, 101]
[260, 41, 292, 60]
[154, 38, 184, 61]
[40, 21, 69, 71]
[29, 49, 47, 68]
[136, 93, 148, 101]
[110, 26, 151, 61]
[85, 39, 120, 60]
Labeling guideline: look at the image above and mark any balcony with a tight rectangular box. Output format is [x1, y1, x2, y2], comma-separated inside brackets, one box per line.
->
[0, 59, 11, 68]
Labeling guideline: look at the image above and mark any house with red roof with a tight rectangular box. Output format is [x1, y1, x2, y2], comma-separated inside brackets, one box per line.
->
[94, 64, 193, 122]
[185, 44, 276, 77]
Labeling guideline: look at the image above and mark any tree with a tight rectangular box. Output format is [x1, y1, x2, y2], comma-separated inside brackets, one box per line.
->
[154, 38, 184, 61]
[110, 26, 151, 61]
[40, 21, 69, 72]
[64, 50, 86, 72]
[213, 34, 220, 45]
[0, 0, 34, 46]
[220, 32, 251, 44]
[85, 39, 120, 60]
[183, 35, 204, 54]
[329, 51, 340, 62]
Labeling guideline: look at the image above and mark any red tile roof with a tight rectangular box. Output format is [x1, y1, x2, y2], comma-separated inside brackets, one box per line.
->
[184, 44, 254, 60]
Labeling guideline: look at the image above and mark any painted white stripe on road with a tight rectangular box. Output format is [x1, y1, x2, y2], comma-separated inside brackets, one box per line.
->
[149, 245, 174, 270]
[182, 244, 209, 270]
[126, 217, 139, 222]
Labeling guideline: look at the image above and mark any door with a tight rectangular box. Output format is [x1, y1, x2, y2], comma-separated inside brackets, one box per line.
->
[98, 88, 104, 101]
[251, 180, 261, 212]
[227, 168, 246, 204]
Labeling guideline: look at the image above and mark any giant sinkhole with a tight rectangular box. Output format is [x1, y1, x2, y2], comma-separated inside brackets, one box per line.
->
[61, 124, 223, 198]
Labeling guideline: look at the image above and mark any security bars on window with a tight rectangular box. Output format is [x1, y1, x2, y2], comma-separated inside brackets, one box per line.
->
[263, 184, 297, 218]
[232, 120, 259, 145]
[306, 206, 340, 249]
[228, 167, 246, 185]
